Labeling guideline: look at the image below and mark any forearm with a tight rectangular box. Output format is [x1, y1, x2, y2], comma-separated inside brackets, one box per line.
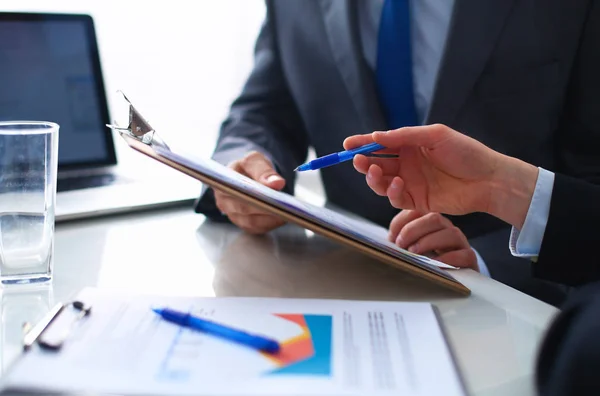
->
[487, 155, 539, 229]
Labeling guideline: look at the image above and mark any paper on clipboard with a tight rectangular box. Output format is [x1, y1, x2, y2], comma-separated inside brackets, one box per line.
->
[107, 93, 470, 295]
[159, 146, 458, 275]
[0, 288, 467, 396]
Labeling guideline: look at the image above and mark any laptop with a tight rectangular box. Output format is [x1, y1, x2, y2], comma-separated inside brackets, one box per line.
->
[0, 12, 201, 222]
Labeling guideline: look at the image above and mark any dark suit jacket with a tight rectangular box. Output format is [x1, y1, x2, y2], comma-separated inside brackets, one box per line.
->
[537, 281, 600, 396]
[196, 0, 600, 300]
[531, 174, 600, 287]
[520, 174, 600, 395]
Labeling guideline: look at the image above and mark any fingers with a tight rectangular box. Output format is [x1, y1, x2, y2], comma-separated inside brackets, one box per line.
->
[228, 213, 285, 235]
[344, 133, 400, 154]
[355, 159, 411, 209]
[348, 124, 454, 158]
[386, 177, 415, 209]
[372, 124, 449, 149]
[232, 151, 286, 190]
[215, 191, 285, 234]
[388, 211, 478, 271]
[406, 227, 469, 254]
[353, 154, 370, 174]
[435, 249, 478, 271]
[353, 154, 399, 175]
[388, 210, 422, 242]
[213, 151, 288, 235]
[343, 134, 375, 150]
[364, 164, 389, 195]
[395, 212, 453, 248]
[215, 191, 272, 216]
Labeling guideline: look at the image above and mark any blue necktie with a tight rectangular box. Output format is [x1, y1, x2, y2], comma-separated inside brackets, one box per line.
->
[376, 0, 418, 129]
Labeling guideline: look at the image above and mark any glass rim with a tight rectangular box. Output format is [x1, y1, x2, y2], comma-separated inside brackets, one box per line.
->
[0, 121, 59, 135]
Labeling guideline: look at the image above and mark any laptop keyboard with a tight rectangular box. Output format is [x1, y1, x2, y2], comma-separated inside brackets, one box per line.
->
[57, 174, 119, 192]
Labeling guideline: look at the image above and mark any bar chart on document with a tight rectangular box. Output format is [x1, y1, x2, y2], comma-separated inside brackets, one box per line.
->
[155, 308, 334, 381]
[143, 301, 438, 395]
[137, 298, 462, 395]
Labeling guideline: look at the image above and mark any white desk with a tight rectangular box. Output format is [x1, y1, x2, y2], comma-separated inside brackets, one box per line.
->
[0, 207, 558, 396]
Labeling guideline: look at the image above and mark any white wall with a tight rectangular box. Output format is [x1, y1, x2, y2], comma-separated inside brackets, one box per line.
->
[2, 1, 324, 197]
[2, 0, 266, 167]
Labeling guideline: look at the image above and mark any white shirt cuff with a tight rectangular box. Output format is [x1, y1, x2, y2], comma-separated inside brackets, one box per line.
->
[509, 167, 555, 258]
[473, 248, 490, 277]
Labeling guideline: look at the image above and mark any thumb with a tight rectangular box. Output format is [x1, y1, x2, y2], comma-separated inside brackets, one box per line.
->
[373, 124, 448, 149]
[241, 152, 286, 191]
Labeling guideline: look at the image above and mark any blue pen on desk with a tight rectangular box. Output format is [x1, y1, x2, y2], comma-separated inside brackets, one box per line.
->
[152, 307, 280, 354]
[295, 142, 387, 172]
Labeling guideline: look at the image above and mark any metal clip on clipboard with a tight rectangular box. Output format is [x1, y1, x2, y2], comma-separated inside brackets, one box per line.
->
[106, 91, 170, 151]
[23, 300, 92, 352]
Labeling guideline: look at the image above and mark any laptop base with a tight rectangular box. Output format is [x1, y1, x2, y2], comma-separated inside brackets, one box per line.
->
[55, 178, 200, 223]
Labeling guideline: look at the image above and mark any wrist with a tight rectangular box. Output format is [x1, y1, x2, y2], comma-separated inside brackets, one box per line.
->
[487, 155, 538, 229]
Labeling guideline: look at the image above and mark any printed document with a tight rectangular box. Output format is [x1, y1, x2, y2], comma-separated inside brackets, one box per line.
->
[1, 288, 465, 396]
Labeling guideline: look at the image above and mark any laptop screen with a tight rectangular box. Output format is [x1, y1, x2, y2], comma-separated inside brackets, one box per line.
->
[0, 13, 115, 170]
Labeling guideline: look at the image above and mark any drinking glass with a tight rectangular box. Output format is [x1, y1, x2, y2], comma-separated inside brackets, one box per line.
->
[0, 122, 59, 285]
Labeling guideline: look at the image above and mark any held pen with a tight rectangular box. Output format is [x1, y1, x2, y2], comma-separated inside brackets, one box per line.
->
[295, 142, 389, 172]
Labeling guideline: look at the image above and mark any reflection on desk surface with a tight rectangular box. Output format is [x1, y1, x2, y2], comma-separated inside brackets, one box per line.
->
[198, 222, 454, 300]
[0, 208, 558, 396]
[195, 219, 550, 395]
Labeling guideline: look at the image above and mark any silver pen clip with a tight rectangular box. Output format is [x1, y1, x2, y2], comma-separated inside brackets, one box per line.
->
[106, 91, 170, 150]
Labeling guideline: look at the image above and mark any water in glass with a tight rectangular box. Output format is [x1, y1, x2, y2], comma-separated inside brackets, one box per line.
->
[0, 122, 58, 285]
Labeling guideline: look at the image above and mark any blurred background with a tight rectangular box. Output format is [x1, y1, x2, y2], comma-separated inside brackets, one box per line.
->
[1, 0, 324, 197]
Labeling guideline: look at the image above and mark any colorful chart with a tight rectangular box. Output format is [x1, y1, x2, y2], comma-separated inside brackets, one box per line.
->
[262, 314, 333, 376]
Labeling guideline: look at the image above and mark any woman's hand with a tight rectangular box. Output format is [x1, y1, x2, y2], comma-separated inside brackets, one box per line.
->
[388, 210, 478, 271]
[344, 124, 538, 229]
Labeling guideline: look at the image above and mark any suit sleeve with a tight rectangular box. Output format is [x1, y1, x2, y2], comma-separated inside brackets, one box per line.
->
[195, 0, 309, 218]
[536, 281, 600, 396]
[555, 1, 600, 183]
[533, 174, 600, 286]
[469, 227, 570, 307]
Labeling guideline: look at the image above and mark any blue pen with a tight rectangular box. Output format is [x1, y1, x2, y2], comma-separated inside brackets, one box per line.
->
[152, 307, 280, 354]
[294, 142, 386, 172]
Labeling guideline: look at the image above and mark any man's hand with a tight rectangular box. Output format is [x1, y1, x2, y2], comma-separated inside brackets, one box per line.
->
[214, 151, 286, 234]
[389, 210, 478, 271]
[344, 124, 539, 229]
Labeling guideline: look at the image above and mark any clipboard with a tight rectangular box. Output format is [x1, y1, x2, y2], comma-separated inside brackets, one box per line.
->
[107, 93, 470, 296]
[1, 287, 468, 396]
